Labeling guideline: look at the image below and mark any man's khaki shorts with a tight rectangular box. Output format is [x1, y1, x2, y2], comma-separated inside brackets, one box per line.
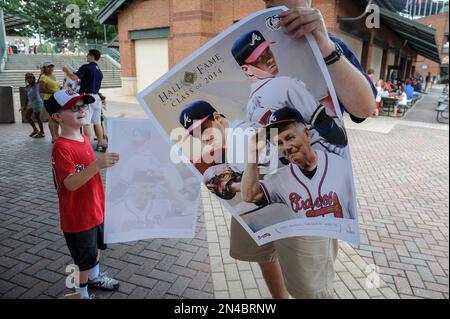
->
[230, 218, 338, 299]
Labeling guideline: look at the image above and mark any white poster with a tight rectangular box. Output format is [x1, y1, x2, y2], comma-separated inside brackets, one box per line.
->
[104, 118, 200, 244]
[137, 6, 360, 245]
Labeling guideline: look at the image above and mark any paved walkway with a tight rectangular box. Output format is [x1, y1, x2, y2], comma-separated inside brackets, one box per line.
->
[1, 86, 448, 299]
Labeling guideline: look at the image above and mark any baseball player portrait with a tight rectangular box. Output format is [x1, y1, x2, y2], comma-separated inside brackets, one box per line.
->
[231, 29, 348, 156]
[178, 100, 279, 202]
[106, 121, 198, 237]
[241, 106, 355, 221]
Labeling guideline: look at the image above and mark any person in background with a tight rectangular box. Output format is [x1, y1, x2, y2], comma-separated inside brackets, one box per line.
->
[404, 79, 415, 101]
[24, 72, 45, 138]
[383, 80, 393, 93]
[375, 79, 384, 117]
[63, 49, 106, 152]
[425, 72, 431, 93]
[414, 78, 423, 94]
[367, 68, 375, 85]
[394, 86, 408, 116]
[39, 62, 61, 143]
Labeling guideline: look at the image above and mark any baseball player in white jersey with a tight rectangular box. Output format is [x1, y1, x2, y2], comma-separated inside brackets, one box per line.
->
[241, 106, 354, 220]
[231, 29, 347, 156]
[179, 100, 279, 201]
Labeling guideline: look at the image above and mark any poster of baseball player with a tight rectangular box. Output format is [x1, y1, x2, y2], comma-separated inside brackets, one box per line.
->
[137, 6, 360, 245]
[104, 118, 200, 244]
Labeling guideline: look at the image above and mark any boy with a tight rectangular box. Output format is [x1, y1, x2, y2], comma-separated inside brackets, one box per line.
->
[63, 49, 106, 152]
[45, 89, 120, 299]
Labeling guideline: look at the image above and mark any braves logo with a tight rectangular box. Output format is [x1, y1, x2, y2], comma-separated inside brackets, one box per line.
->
[265, 15, 281, 31]
[65, 89, 75, 96]
[289, 191, 344, 218]
[257, 233, 271, 240]
[268, 112, 277, 124]
[183, 113, 192, 128]
[250, 33, 262, 46]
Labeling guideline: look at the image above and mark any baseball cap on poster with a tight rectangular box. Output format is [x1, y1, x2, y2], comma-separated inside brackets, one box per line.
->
[179, 100, 218, 135]
[264, 107, 306, 129]
[45, 89, 95, 115]
[231, 30, 275, 66]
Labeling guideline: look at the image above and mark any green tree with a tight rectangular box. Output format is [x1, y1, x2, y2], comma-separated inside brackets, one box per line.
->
[0, 0, 116, 41]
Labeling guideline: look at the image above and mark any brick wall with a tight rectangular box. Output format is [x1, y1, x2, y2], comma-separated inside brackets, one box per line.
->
[117, 0, 264, 78]
[415, 13, 449, 78]
[116, 0, 434, 87]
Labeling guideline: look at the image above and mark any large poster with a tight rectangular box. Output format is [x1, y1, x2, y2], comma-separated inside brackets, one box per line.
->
[137, 6, 360, 245]
[104, 118, 200, 244]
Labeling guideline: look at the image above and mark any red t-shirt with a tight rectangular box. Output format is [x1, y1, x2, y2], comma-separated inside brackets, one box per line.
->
[52, 135, 105, 233]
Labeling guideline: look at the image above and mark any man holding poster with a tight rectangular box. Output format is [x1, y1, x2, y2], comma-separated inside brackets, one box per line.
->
[225, 0, 377, 299]
[137, 0, 376, 299]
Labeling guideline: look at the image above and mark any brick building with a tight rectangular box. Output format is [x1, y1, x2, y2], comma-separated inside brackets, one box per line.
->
[98, 0, 440, 95]
[415, 10, 449, 81]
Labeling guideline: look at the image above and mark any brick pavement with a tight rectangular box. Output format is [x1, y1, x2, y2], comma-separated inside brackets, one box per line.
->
[204, 86, 449, 299]
[1, 86, 448, 299]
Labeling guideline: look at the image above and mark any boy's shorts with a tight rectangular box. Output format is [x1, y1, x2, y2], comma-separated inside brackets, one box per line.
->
[230, 218, 338, 299]
[64, 223, 107, 272]
[28, 100, 44, 113]
[85, 94, 102, 125]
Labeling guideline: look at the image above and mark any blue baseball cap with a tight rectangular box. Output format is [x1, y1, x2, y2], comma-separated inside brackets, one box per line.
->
[179, 100, 217, 134]
[265, 107, 306, 129]
[231, 30, 275, 66]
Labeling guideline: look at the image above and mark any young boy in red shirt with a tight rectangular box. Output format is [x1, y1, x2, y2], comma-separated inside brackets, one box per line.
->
[45, 89, 120, 299]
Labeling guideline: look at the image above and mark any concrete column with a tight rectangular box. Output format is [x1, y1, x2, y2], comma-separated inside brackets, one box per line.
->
[118, 11, 137, 95]
[361, 30, 375, 73]
[379, 47, 389, 80]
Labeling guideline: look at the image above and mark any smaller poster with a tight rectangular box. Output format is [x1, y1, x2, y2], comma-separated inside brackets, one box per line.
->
[104, 118, 200, 244]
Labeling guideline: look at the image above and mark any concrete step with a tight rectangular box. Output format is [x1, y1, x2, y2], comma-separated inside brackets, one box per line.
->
[0, 69, 122, 91]
[4, 54, 119, 71]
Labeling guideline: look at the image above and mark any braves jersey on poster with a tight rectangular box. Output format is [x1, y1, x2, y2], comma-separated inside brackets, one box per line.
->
[247, 77, 319, 123]
[247, 77, 344, 156]
[260, 150, 353, 219]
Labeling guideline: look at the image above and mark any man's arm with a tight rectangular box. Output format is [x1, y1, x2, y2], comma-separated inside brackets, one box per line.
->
[241, 163, 265, 203]
[62, 66, 80, 81]
[280, 8, 376, 119]
[241, 129, 267, 203]
[326, 55, 376, 119]
[63, 153, 119, 191]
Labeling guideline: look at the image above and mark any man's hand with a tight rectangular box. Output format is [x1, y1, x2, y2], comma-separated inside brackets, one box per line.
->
[279, 8, 335, 57]
[64, 152, 119, 191]
[95, 153, 120, 169]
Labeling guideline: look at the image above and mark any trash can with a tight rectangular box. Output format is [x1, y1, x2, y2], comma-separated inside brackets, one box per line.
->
[0, 86, 15, 123]
[19, 87, 50, 123]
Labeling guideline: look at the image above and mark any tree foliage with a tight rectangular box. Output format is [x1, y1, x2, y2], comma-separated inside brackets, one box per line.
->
[1, 0, 116, 41]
